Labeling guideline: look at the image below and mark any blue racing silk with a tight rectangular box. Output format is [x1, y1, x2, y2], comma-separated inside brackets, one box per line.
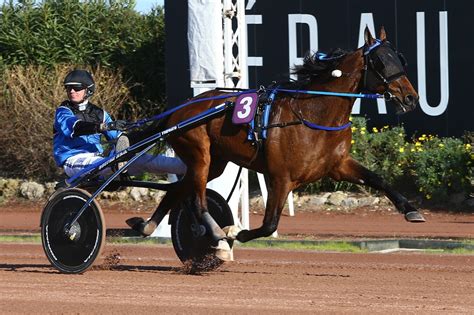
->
[53, 101, 120, 166]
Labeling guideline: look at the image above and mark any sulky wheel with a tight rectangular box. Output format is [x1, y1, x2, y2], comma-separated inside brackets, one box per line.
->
[41, 188, 105, 274]
[170, 188, 234, 272]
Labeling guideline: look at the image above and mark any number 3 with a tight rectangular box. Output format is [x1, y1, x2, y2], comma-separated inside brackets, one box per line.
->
[237, 96, 253, 119]
[232, 93, 257, 124]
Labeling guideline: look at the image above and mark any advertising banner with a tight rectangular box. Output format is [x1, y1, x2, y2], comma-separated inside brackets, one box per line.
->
[165, 0, 473, 137]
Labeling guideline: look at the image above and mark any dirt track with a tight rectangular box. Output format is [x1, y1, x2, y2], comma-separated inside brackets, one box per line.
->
[0, 243, 473, 314]
[0, 201, 473, 313]
[1, 200, 473, 239]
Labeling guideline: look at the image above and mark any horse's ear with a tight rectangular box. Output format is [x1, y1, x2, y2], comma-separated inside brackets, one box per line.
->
[364, 26, 375, 45]
[379, 26, 387, 41]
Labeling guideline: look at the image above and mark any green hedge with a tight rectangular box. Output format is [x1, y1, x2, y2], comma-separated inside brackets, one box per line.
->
[304, 117, 473, 202]
[1, 2, 472, 200]
[0, 0, 166, 113]
[0, 0, 167, 180]
[0, 64, 133, 180]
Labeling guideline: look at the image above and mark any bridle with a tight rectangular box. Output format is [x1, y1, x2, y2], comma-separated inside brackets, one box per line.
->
[363, 39, 408, 101]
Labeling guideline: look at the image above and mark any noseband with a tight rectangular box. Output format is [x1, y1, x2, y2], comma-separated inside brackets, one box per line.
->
[363, 39, 408, 100]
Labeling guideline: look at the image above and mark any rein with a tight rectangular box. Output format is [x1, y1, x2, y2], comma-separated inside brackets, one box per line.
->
[124, 88, 382, 132]
[125, 89, 257, 129]
[125, 39, 401, 133]
[275, 88, 383, 99]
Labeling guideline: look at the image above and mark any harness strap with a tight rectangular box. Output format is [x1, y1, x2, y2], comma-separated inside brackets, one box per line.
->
[302, 120, 351, 131]
[261, 88, 278, 139]
[364, 39, 382, 55]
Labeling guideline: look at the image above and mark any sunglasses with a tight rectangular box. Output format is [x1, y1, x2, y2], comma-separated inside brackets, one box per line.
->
[65, 85, 86, 92]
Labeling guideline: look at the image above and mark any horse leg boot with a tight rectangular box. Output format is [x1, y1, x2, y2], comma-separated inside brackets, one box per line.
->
[201, 212, 233, 261]
[331, 157, 425, 222]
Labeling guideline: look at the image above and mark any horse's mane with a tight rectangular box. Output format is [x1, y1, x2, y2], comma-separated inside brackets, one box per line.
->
[289, 48, 349, 86]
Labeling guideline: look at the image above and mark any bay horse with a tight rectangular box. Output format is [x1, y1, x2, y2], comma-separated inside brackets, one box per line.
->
[127, 27, 425, 259]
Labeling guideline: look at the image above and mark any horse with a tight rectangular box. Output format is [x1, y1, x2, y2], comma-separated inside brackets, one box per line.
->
[127, 27, 425, 260]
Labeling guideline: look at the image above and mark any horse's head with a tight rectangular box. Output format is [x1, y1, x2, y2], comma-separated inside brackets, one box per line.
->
[363, 27, 418, 114]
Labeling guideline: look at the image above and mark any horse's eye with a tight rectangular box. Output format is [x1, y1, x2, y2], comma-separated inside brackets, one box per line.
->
[373, 56, 386, 69]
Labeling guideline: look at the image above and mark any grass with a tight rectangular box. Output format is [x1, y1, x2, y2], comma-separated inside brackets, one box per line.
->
[108, 236, 366, 252]
[107, 236, 172, 245]
[238, 239, 365, 253]
[0, 235, 41, 243]
[423, 248, 474, 255]
[449, 248, 474, 254]
[0, 235, 472, 254]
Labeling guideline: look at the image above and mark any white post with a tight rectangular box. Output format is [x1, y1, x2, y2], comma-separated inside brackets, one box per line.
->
[287, 191, 294, 216]
[207, 0, 250, 230]
[187, 0, 295, 237]
[240, 168, 250, 229]
[150, 0, 226, 239]
[150, 147, 177, 238]
[187, 0, 250, 230]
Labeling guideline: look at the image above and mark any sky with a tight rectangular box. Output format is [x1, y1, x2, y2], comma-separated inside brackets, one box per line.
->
[6, 0, 164, 14]
[135, 0, 164, 14]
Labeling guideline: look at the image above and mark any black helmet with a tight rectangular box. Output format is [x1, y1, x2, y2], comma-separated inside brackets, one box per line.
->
[64, 70, 95, 97]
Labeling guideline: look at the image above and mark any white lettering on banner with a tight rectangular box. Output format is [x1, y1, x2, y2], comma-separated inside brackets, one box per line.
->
[288, 14, 318, 80]
[352, 13, 387, 115]
[246, 9, 450, 118]
[246, 15, 263, 66]
[246, 0, 256, 10]
[417, 11, 449, 116]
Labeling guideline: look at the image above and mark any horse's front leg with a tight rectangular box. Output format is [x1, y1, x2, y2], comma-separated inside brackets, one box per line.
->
[234, 179, 293, 243]
[331, 157, 425, 222]
[186, 155, 233, 261]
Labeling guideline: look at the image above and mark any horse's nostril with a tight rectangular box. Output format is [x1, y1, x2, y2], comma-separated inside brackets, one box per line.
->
[404, 94, 415, 105]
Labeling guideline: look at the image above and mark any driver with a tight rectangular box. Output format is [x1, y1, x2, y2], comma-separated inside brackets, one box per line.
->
[53, 69, 186, 177]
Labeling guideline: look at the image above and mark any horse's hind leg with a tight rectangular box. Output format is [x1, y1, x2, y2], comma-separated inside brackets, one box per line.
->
[331, 157, 425, 222]
[126, 171, 225, 239]
[127, 145, 227, 238]
[126, 182, 190, 236]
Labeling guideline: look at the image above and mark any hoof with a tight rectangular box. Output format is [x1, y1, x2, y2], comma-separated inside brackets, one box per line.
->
[222, 225, 241, 240]
[126, 217, 144, 230]
[125, 217, 155, 236]
[405, 211, 426, 223]
[214, 239, 233, 262]
[236, 229, 251, 243]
